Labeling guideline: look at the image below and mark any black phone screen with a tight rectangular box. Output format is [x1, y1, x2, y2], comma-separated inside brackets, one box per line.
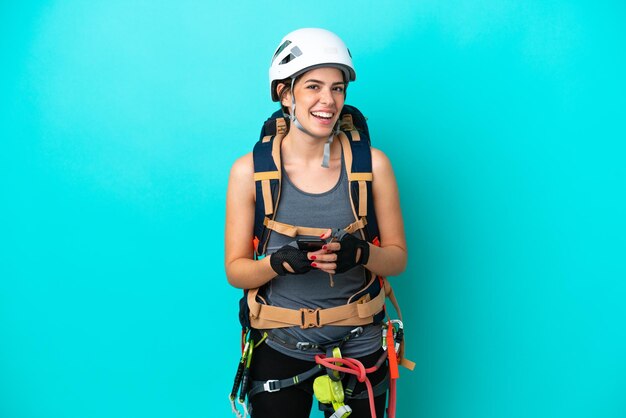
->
[296, 238, 325, 251]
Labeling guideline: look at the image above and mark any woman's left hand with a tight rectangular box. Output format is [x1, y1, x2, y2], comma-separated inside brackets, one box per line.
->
[306, 229, 338, 274]
[308, 229, 370, 274]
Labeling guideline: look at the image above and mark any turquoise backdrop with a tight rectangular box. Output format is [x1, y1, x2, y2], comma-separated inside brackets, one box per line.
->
[2, 1, 625, 417]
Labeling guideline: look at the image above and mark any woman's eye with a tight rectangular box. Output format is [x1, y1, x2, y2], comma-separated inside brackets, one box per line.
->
[306, 84, 319, 90]
[333, 86, 345, 93]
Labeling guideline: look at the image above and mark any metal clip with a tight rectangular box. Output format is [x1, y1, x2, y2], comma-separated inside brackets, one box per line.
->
[237, 398, 249, 418]
[330, 404, 353, 418]
[230, 397, 247, 418]
[296, 341, 312, 351]
[383, 320, 403, 353]
[263, 379, 280, 393]
[350, 326, 363, 339]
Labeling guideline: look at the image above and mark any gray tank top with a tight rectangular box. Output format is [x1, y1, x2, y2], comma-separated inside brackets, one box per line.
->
[262, 153, 382, 361]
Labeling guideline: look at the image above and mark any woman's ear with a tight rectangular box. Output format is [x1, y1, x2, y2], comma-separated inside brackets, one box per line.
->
[277, 83, 291, 108]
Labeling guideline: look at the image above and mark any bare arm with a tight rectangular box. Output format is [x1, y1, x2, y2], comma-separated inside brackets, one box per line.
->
[364, 148, 407, 277]
[224, 153, 277, 289]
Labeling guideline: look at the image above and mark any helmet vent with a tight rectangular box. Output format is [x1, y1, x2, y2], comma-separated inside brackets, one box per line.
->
[279, 46, 302, 65]
[272, 40, 292, 64]
[280, 54, 295, 64]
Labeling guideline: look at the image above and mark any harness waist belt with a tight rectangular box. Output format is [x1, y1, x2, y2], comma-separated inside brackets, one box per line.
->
[247, 285, 386, 329]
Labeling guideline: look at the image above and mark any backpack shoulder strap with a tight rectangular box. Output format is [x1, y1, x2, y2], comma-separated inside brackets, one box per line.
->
[252, 118, 286, 257]
[338, 127, 380, 245]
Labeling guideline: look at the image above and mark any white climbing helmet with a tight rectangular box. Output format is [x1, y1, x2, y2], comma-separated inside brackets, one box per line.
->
[269, 28, 356, 101]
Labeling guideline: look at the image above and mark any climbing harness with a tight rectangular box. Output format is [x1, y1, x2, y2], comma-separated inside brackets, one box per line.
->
[233, 319, 406, 418]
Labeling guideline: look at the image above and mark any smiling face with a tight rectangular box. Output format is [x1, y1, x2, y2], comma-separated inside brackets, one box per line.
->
[280, 67, 346, 139]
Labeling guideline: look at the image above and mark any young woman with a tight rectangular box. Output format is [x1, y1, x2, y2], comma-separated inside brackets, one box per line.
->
[225, 28, 407, 418]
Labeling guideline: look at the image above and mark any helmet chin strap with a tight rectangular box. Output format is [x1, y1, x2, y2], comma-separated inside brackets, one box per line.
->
[286, 77, 339, 169]
[320, 128, 338, 169]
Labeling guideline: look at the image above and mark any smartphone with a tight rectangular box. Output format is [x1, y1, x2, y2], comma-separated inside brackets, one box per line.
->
[296, 238, 326, 251]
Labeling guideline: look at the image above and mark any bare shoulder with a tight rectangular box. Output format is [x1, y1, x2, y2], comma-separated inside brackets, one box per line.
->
[228, 152, 255, 201]
[230, 152, 254, 180]
[371, 147, 394, 176]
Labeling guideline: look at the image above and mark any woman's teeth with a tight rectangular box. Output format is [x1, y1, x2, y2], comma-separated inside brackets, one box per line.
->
[311, 111, 333, 119]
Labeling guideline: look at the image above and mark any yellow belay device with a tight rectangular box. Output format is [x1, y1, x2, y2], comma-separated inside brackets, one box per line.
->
[313, 348, 353, 418]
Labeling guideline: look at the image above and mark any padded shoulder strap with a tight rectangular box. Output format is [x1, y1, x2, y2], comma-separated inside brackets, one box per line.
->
[253, 131, 284, 256]
[338, 130, 380, 244]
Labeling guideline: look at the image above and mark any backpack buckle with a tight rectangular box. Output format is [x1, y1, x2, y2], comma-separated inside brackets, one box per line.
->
[300, 308, 321, 329]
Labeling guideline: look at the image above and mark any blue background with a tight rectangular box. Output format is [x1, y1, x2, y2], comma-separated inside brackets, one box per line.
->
[2, 1, 625, 417]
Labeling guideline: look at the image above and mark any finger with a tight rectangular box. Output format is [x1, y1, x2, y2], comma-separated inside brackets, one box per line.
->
[309, 253, 337, 262]
[313, 264, 336, 275]
[322, 242, 341, 252]
[320, 229, 332, 240]
[311, 261, 337, 271]
[307, 249, 328, 259]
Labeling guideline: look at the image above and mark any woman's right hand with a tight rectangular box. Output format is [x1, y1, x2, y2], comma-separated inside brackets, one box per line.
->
[310, 229, 370, 274]
[270, 245, 314, 275]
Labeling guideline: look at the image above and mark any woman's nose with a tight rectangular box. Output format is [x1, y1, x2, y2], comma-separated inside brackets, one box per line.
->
[319, 87, 334, 105]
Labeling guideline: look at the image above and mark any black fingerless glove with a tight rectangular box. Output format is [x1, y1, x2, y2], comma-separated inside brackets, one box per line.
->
[335, 233, 370, 274]
[270, 245, 312, 276]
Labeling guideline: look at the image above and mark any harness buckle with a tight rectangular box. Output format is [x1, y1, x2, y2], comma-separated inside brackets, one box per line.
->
[263, 380, 280, 393]
[296, 341, 313, 351]
[300, 308, 322, 329]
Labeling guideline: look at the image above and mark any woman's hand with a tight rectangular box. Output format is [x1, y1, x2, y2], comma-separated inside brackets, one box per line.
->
[308, 229, 370, 274]
[306, 229, 337, 274]
[270, 245, 313, 275]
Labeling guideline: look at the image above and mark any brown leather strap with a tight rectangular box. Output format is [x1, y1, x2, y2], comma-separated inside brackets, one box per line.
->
[340, 114, 354, 131]
[263, 219, 327, 238]
[344, 217, 367, 234]
[261, 180, 273, 215]
[254, 172, 280, 216]
[338, 132, 353, 176]
[276, 117, 287, 135]
[348, 173, 373, 181]
[254, 171, 280, 181]
[247, 285, 385, 329]
[263, 217, 367, 238]
[358, 180, 367, 217]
